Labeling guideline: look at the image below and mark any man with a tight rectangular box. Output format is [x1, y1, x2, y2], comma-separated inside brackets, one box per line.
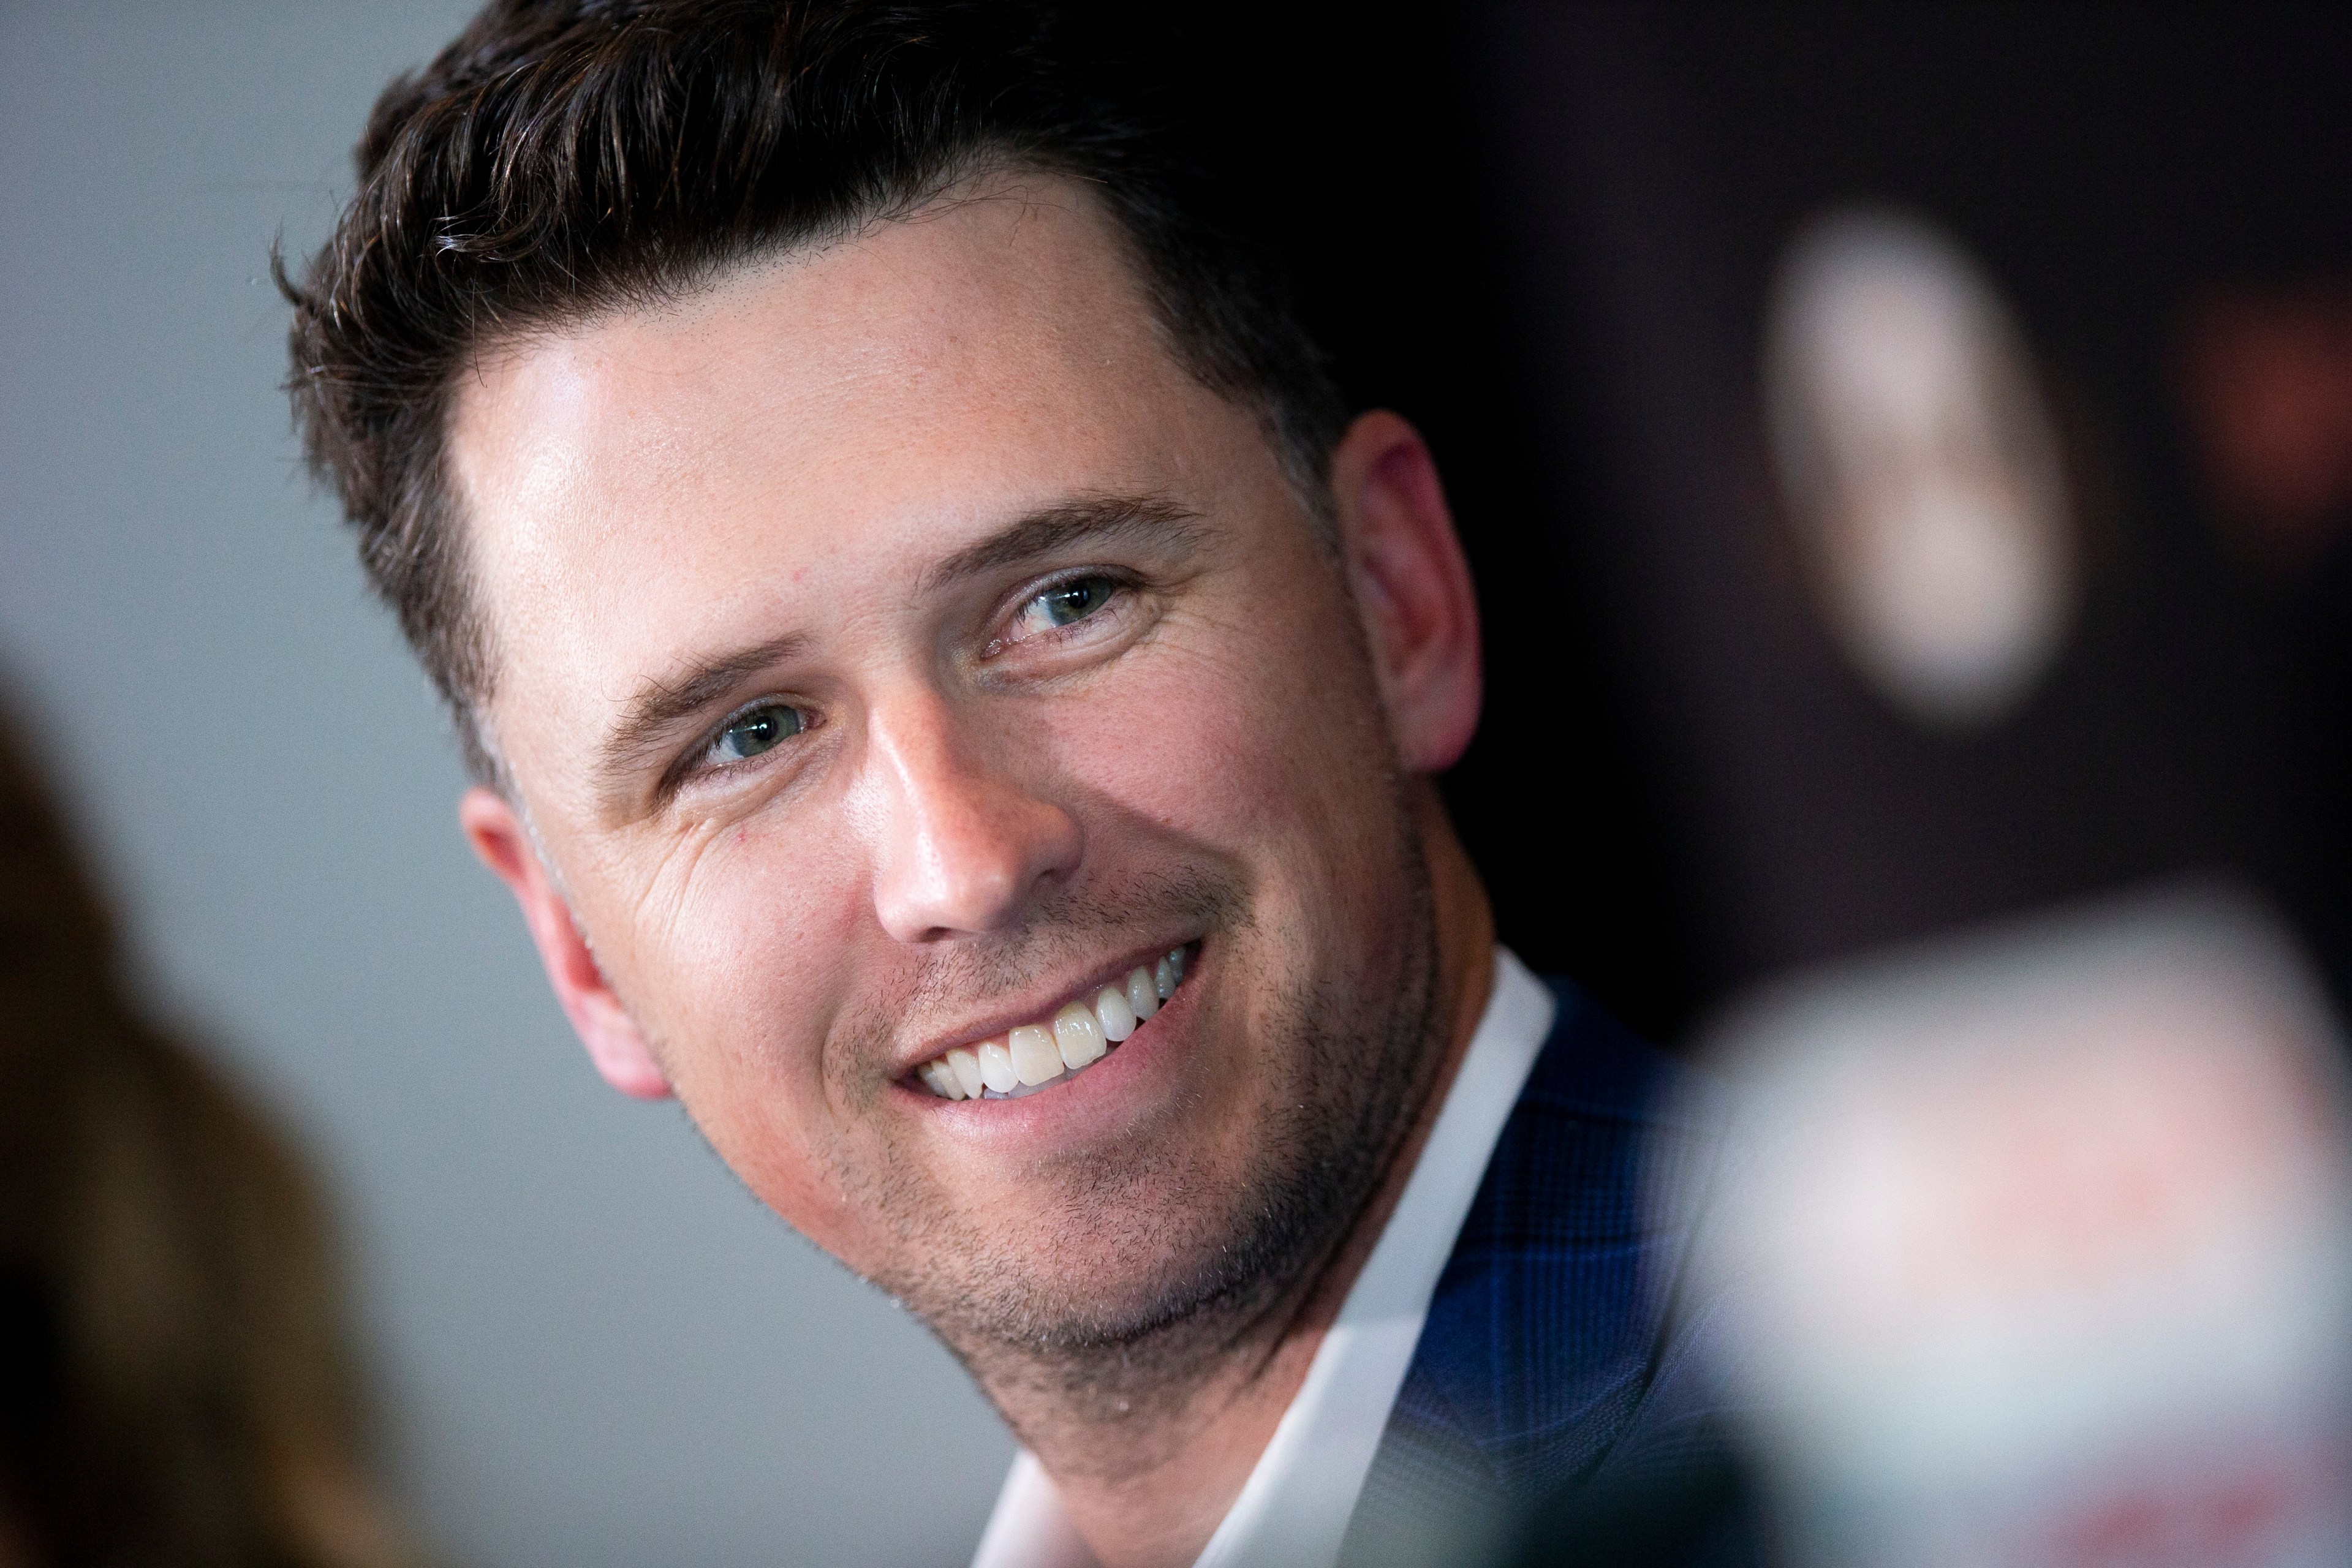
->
[283, 4, 1734, 1564]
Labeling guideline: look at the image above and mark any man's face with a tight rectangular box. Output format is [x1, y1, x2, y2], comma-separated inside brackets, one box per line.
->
[447, 180, 1442, 1349]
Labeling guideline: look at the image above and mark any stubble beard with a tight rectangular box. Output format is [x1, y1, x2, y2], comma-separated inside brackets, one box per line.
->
[852, 807, 1445, 1438]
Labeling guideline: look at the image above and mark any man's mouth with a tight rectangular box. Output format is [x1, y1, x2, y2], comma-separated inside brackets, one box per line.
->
[911, 943, 1196, 1101]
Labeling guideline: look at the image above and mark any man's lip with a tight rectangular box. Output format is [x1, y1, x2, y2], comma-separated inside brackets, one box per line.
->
[890, 938, 1201, 1079]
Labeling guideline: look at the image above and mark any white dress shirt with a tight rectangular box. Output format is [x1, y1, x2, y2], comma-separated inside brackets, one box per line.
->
[969, 948, 1557, 1568]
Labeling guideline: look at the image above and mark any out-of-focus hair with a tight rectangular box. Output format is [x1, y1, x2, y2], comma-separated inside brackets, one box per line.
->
[280, 0, 1347, 788]
[0, 698, 426, 1568]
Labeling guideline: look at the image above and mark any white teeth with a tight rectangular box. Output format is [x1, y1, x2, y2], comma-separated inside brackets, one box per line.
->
[976, 1039, 1018, 1094]
[1095, 985, 1136, 1042]
[1008, 1024, 1063, 1087]
[917, 946, 1196, 1099]
[946, 1047, 985, 1099]
[1127, 966, 1159, 1021]
[1054, 1001, 1106, 1069]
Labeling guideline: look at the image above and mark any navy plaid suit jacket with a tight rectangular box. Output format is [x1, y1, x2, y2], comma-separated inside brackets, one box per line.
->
[1339, 976, 1744, 1564]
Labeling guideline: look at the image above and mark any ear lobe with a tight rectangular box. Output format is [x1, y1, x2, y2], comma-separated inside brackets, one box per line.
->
[1328, 411, 1484, 772]
[459, 786, 673, 1101]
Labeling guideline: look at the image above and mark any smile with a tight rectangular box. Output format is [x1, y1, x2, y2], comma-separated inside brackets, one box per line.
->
[912, 944, 1195, 1101]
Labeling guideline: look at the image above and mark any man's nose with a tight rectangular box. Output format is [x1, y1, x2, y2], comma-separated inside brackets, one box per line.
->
[863, 690, 1081, 943]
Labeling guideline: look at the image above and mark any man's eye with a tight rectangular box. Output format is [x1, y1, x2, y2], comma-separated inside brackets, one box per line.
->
[708, 703, 804, 765]
[1018, 576, 1119, 635]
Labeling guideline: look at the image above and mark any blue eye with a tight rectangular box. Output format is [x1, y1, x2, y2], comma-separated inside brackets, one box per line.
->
[1026, 576, 1117, 630]
[710, 703, 803, 764]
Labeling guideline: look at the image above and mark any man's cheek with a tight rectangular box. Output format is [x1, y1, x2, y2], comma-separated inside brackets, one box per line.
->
[689, 1082, 867, 1250]
[1100, 648, 1325, 835]
[605, 942, 835, 1197]
[658, 831, 862, 1036]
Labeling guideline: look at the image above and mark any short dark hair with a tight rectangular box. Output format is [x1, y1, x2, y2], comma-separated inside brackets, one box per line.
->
[282, 0, 1347, 786]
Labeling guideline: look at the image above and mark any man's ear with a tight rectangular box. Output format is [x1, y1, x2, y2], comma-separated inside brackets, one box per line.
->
[1328, 410, 1483, 772]
[459, 785, 673, 1100]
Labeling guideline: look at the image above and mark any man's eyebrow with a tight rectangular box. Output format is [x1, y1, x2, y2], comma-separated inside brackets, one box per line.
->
[597, 629, 812, 797]
[920, 492, 1208, 594]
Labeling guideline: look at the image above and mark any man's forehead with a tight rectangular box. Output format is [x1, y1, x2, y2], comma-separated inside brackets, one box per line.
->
[448, 175, 1183, 564]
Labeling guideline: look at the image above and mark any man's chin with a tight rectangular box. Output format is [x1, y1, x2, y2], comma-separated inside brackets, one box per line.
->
[857, 1129, 1378, 1374]
[887, 1200, 1293, 1355]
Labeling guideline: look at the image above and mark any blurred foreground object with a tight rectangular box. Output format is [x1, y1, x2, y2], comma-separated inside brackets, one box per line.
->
[0, 699, 426, 1567]
[1679, 888, 2352, 1567]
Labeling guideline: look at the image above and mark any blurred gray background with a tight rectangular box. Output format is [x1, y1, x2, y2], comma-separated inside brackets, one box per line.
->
[0, 6, 1013, 1564]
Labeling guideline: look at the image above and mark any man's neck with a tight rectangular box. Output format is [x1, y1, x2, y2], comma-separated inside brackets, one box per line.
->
[975, 806, 1498, 1568]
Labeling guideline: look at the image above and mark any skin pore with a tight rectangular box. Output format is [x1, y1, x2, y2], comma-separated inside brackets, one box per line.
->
[448, 174, 1494, 1568]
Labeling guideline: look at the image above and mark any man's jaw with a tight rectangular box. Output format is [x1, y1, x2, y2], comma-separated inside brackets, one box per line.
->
[906, 941, 1198, 1102]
